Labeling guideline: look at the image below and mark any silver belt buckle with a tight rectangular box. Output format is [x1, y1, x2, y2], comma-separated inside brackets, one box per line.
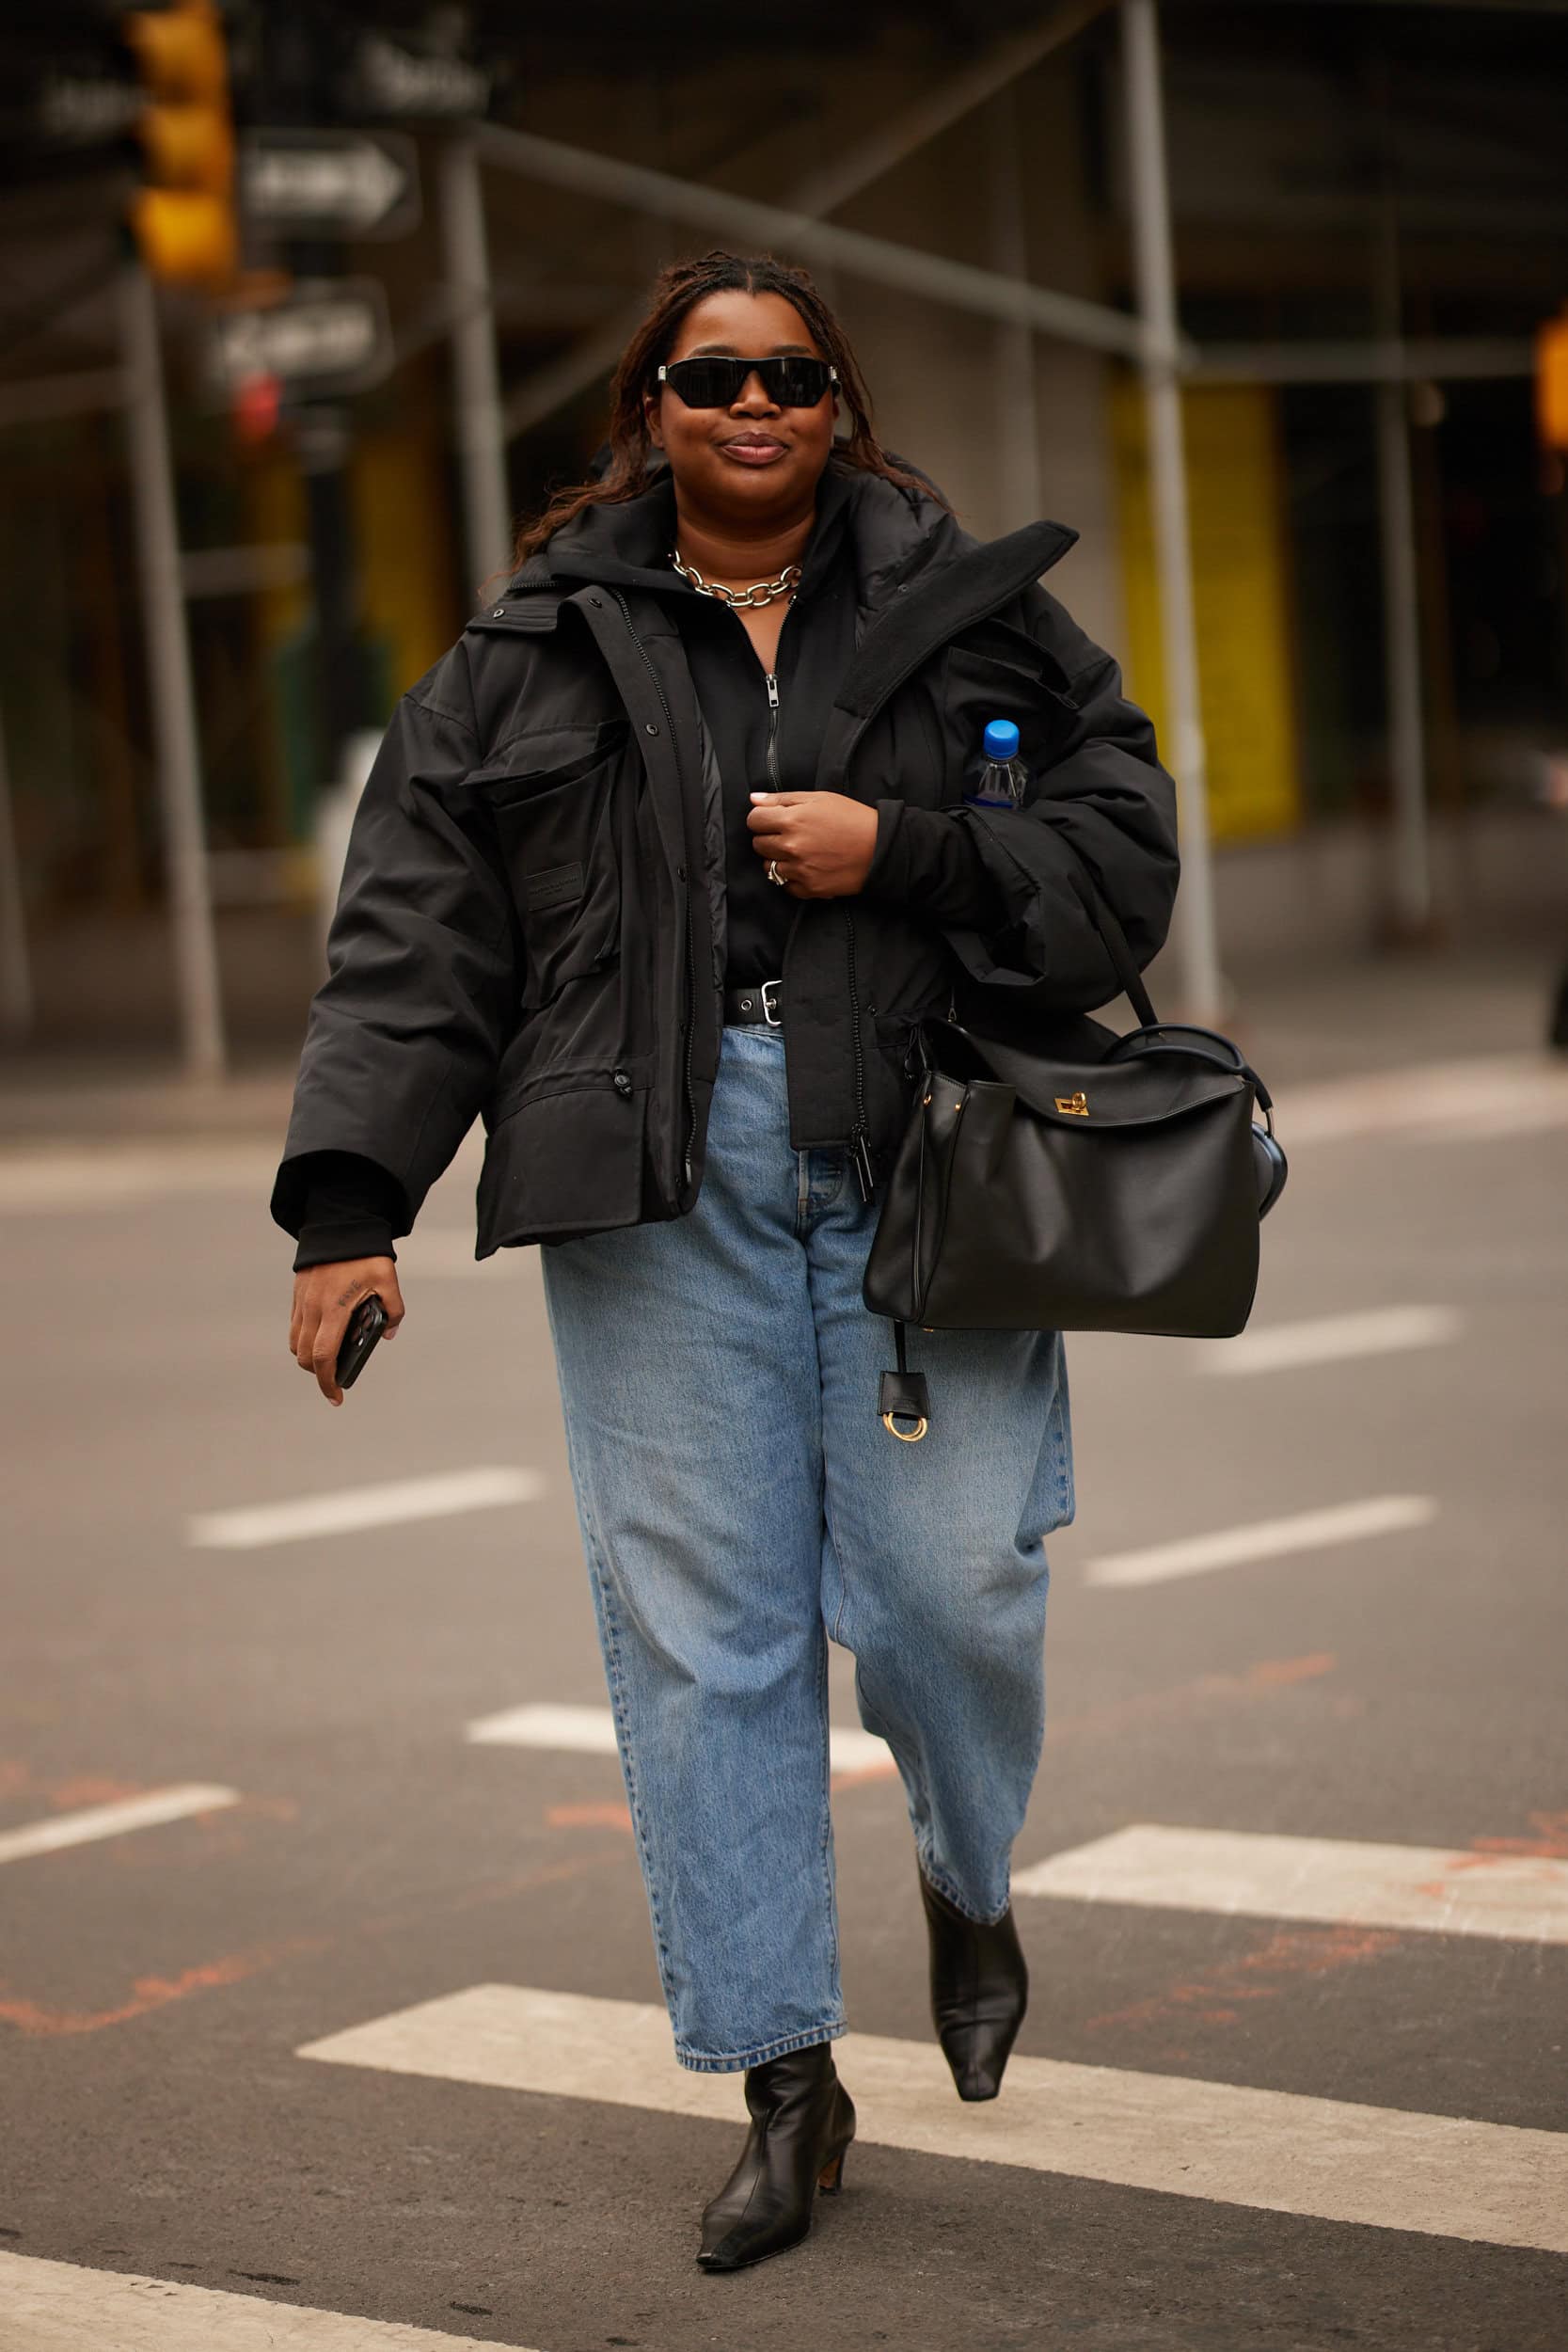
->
[760, 977, 784, 1027]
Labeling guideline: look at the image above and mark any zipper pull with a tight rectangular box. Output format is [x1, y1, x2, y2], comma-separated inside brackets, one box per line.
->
[766, 673, 780, 712]
[851, 1131, 877, 1204]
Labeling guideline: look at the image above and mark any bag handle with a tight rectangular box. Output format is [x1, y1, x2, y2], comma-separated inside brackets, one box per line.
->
[1060, 854, 1161, 1031]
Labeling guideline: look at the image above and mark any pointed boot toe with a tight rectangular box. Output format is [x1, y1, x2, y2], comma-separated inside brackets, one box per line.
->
[696, 2042, 855, 2273]
[919, 1868, 1028, 2102]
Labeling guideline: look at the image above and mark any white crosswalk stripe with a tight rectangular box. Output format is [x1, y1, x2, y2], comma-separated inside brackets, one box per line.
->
[1084, 1494, 1436, 1587]
[1012, 1823, 1568, 1943]
[1191, 1305, 1463, 1375]
[0, 2252, 542, 2350]
[188, 1468, 545, 1549]
[1284, 1055, 1568, 1144]
[0, 1785, 240, 1867]
[465, 1698, 893, 1775]
[297, 1984, 1568, 2255]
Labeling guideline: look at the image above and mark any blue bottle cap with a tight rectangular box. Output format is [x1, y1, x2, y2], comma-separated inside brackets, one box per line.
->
[983, 719, 1021, 763]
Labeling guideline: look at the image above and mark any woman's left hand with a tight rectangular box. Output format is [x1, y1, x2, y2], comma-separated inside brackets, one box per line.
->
[747, 791, 879, 898]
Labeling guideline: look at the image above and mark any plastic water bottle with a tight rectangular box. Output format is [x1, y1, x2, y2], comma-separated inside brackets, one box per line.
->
[966, 718, 1027, 809]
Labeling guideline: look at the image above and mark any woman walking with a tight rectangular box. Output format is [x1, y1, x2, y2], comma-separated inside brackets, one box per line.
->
[276, 252, 1177, 2272]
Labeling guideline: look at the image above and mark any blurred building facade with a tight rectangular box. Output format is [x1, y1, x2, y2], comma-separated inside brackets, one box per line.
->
[2, 0, 1566, 1055]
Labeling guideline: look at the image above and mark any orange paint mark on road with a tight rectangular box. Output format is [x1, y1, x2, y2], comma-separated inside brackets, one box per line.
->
[547, 1803, 634, 1832]
[1085, 1923, 1400, 2042]
[1043, 1653, 1338, 1751]
[823, 1657, 1343, 1802]
[1467, 1809, 1568, 1861]
[0, 1936, 327, 2039]
[47, 1776, 145, 1810]
[1246, 1652, 1338, 1688]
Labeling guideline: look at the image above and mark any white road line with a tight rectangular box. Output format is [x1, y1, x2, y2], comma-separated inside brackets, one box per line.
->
[1193, 1305, 1463, 1376]
[467, 1702, 622, 1753]
[1084, 1494, 1436, 1589]
[188, 1468, 544, 1550]
[0, 1144, 276, 1215]
[1286, 1055, 1568, 1145]
[0, 1785, 239, 1867]
[466, 1699, 892, 1776]
[298, 1983, 1568, 2254]
[1012, 1823, 1568, 1944]
[0, 2252, 541, 2351]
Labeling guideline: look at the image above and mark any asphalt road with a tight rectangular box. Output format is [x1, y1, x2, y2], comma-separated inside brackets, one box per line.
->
[2, 1034, 1566, 2352]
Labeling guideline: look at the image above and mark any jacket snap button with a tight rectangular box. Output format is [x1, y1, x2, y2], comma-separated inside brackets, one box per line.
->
[643, 721, 659, 736]
[491, 607, 504, 617]
[612, 1070, 632, 1097]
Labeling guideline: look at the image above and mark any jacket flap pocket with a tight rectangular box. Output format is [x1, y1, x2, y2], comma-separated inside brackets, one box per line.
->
[468, 717, 629, 802]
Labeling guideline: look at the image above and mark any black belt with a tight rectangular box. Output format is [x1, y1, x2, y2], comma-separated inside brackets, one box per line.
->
[724, 977, 784, 1027]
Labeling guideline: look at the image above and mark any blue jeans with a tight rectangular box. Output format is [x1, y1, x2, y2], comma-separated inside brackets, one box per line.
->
[540, 1025, 1073, 2073]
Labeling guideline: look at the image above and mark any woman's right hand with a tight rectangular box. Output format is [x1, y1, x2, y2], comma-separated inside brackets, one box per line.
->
[289, 1257, 405, 1407]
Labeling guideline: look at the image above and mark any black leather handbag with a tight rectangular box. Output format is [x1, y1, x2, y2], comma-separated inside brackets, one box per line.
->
[863, 877, 1286, 1441]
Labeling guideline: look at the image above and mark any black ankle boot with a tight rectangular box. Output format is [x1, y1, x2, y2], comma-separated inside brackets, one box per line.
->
[919, 1868, 1029, 2102]
[696, 2042, 855, 2274]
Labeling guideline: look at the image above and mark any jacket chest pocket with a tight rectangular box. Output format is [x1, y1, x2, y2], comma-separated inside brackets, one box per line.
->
[470, 720, 629, 1010]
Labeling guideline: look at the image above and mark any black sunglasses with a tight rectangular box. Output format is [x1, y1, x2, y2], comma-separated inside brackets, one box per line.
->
[657, 356, 838, 409]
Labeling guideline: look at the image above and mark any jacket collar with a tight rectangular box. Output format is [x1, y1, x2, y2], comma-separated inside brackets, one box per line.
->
[474, 464, 1079, 714]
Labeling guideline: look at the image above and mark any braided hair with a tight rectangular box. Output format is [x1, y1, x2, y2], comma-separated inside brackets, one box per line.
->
[510, 249, 941, 568]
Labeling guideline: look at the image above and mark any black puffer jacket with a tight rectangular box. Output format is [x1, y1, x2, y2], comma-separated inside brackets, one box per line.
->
[271, 464, 1179, 1256]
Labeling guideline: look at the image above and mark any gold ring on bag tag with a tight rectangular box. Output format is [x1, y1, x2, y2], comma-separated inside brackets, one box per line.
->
[878, 1322, 931, 1441]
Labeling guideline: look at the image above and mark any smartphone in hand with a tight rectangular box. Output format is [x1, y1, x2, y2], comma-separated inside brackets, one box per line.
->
[336, 1294, 388, 1391]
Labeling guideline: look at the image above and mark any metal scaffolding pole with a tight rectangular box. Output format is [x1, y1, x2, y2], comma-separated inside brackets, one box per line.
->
[0, 701, 31, 1043]
[1121, 0, 1222, 1025]
[438, 131, 514, 601]
[990, 86, 1041, 532]
[1374, 199, 1433, 937]
[117, 262, 225, 1081]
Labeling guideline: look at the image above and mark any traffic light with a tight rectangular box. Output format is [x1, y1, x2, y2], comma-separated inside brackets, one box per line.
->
[123, 0, 236, 290]
[1537, 309, 1568, 452]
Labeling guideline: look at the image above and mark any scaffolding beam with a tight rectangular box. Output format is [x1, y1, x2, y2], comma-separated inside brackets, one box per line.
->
[478, 120, 1161, 366]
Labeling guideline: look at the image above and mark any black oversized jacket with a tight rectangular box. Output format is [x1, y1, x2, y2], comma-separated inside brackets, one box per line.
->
[271, 464, 1180, 1258]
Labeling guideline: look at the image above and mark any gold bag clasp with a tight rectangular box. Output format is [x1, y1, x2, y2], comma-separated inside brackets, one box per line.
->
[1054, 1091, 1089, 1117]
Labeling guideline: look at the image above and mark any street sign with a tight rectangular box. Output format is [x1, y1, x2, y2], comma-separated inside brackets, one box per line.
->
[205, 279, 393, 399]
[240, 130, 420, 240]
[341, 31, 492, 122]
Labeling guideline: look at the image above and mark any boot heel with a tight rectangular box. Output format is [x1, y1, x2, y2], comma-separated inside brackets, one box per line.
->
[817, 2146, 847, 2196]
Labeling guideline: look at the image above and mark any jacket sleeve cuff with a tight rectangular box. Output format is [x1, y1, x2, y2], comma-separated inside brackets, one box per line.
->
[861, 800, 1001, 929]
[293, 1216, 398, 1273]
[289, 1152, 404, 1271]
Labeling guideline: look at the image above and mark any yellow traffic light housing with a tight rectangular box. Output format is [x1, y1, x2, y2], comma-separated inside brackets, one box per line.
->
[123, 1, 236, 290]
[1538, 310, 1568, 453]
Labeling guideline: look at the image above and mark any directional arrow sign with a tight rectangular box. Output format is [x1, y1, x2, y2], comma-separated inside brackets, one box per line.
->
[205, 280, 394, 400]
[240, 131, 420, 240]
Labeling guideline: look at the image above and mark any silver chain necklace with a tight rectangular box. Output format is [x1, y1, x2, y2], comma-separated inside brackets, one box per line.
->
[670, 549, 801, 610]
